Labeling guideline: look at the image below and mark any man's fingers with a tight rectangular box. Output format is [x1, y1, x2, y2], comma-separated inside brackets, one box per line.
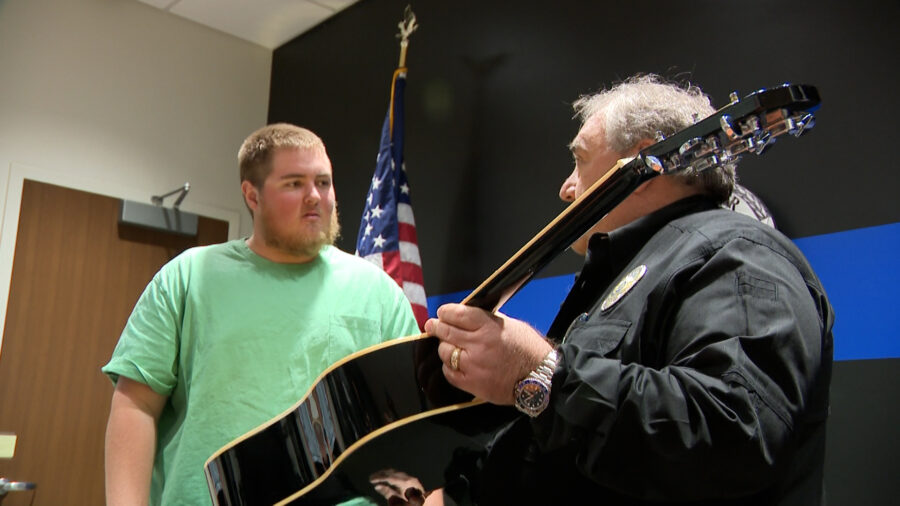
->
[436, 303, 494, 330]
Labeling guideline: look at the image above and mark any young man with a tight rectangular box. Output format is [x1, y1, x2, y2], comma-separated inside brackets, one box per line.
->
[103, 124, 420, 505]
[426, 75, 834, 505]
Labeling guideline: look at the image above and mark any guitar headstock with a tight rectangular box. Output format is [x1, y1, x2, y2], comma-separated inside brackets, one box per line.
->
[638, 83, 820, 175]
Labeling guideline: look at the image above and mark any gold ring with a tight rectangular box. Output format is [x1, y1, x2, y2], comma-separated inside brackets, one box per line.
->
[450, 346, 462, 371]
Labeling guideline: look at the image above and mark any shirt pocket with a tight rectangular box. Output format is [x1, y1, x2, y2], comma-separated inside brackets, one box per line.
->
[327, 314, 382, 360]
[564, 316, 632, 357]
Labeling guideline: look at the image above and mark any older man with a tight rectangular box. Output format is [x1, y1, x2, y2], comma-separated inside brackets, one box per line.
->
[426, 75, 833, 505]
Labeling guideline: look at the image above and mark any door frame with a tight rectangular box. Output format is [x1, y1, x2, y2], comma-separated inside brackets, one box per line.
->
[0, 161, 241, 357]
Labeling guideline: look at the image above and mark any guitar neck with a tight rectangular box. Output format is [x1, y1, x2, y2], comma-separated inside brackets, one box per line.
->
[462, 158, 655, 311]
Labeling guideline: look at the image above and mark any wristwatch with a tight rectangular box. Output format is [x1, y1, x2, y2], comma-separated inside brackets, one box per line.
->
[514, 349, 559, 417]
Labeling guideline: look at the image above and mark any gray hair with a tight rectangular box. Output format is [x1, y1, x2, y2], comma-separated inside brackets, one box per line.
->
[573, 74, 735, 203]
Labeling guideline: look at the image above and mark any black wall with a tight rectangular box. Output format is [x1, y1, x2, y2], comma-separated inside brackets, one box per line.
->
[269, 0, 900, 503]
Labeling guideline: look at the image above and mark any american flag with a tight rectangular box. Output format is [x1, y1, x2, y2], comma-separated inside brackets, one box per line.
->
[355, 68, 428, 330]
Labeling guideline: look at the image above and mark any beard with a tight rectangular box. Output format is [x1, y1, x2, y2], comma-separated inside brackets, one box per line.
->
[259, 204, 341, 259]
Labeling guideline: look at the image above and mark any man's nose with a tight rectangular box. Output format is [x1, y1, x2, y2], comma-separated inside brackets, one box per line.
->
[559, 171, 577, 202]
[304, 184, 321, 203]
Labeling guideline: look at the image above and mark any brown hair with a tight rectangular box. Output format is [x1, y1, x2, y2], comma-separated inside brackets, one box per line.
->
[238, 123, 326, 188]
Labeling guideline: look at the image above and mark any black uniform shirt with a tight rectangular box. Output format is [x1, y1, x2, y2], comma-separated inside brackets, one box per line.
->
[475, 195, 834, 506]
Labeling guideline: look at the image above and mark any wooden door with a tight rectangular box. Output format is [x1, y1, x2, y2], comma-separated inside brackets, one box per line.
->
[0, 180, 229, 505]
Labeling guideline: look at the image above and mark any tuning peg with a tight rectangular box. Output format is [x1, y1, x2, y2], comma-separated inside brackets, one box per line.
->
[679, 137, 703, 157]
[749, 131, 775, 155]
[719, 114, 739, 140]
[741, 115, 761, 136]
[690, 153, 721, 173]
[787, 113, 816, 137]
[643, 155, 665, 173]
[655, 131, 666, 142]
[728, 92, 740, 104]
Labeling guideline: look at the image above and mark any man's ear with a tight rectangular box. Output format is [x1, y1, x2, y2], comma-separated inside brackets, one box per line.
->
[241, 180, 259, 213]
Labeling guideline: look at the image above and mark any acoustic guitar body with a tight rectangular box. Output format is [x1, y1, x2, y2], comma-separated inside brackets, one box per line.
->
[206, 335, 514, 505]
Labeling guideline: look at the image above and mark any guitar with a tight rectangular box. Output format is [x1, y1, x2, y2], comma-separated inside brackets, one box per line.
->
[205, 83, 820, 505]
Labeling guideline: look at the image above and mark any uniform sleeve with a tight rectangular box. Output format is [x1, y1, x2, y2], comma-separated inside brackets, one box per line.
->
[101, 261, 186, 397]
[532, 236, 831, 501]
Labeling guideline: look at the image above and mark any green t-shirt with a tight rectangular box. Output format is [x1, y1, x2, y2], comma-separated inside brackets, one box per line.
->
[102, 240, 420, 505]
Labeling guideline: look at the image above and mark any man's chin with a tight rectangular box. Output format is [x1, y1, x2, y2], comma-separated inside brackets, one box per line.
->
[267, 232, 329, 258]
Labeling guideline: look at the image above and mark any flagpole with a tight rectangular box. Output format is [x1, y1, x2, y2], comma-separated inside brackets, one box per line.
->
[356, 6, 429, 330]
[390, 6, 417, 136]
[396, 5, 418, 68]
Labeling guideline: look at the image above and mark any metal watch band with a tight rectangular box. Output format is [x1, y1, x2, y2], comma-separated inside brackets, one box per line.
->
[531, 349, 558, 383]
[514, 348, 559, 417]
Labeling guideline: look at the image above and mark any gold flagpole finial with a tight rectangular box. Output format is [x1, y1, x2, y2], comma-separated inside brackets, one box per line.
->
[396, 5, 418, 68]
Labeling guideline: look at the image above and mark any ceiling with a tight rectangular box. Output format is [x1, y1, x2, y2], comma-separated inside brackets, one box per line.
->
[137, 0, 360, 50]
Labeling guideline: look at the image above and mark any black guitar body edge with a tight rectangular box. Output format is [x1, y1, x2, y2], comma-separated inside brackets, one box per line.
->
[206, 336, 516, 505]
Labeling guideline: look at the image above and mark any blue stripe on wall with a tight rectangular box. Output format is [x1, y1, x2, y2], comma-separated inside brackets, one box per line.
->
[793, 222, 900, 361]
[427, 222, 900, 362]
[426, 274, 575, 335]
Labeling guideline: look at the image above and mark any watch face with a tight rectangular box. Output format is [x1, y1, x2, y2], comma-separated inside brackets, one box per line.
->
[516, 378, 549, 413]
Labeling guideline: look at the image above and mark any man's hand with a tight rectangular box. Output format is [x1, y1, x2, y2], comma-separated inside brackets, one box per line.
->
[424, 304, 553, 405]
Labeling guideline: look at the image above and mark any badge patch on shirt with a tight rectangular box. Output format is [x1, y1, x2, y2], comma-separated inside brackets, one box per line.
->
[601, 264, 647, 312]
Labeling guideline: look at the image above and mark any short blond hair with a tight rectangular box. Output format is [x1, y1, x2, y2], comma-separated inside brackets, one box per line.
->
[238, 123, 326, 187]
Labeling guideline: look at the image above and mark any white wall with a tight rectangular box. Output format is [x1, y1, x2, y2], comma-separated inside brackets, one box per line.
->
[0, 0, 272, 352]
